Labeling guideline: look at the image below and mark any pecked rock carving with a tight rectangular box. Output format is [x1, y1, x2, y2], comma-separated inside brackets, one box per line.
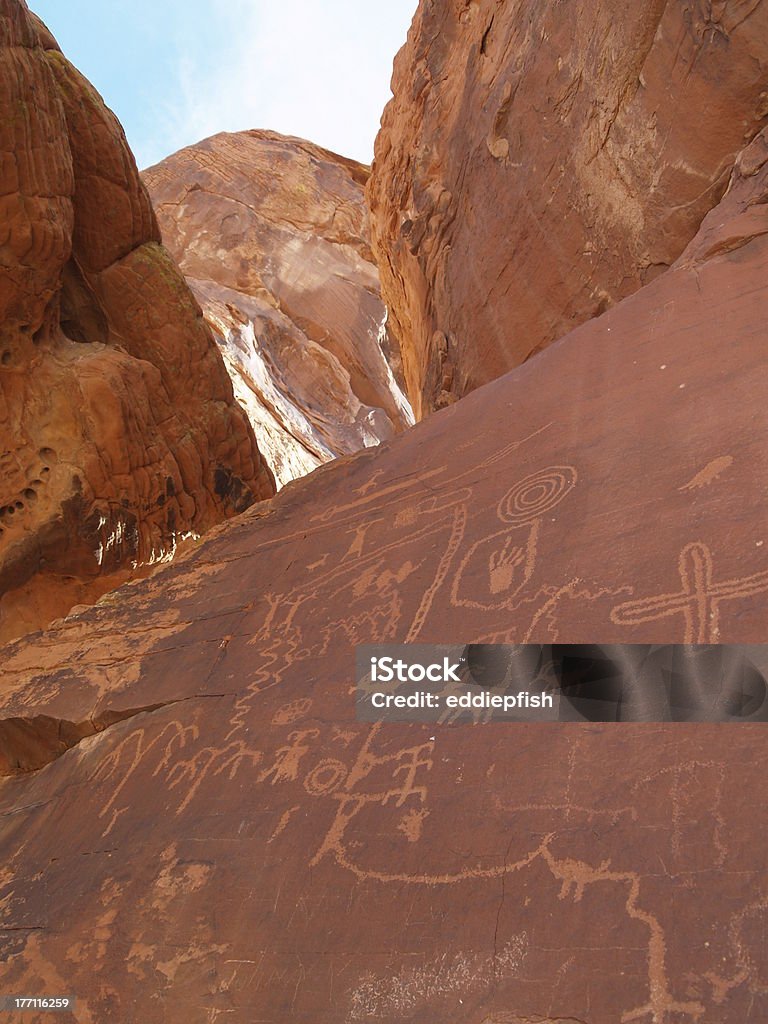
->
[1, 122, 768, 1022]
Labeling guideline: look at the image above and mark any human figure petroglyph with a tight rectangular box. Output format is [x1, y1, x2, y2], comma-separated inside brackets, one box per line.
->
[343, 523, 373, 560]
[310, 724, 434, 869]
[93, 720, 199, 836]
[258, 729, 320, 786]
[78, 688, 719, 1024]
[90, 714, 267, 827]
[165, 739, 263, 814]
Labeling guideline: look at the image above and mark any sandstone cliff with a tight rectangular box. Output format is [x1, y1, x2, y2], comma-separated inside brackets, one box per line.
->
[368, 0, 768, 416]
[0, 2, 274, 644]
[144, 131, 413, 488]
[2, 121, 768, 1021]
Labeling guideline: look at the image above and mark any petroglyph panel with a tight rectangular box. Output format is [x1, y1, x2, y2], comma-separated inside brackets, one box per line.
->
[4, 134, 768, 1023]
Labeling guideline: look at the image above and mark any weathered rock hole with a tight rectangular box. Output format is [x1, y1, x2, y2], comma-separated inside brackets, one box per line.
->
[1, 351, 11, 365]
[480, 16, 494, 54]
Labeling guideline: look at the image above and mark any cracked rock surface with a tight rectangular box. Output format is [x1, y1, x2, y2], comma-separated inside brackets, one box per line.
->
[368, 0, 768, 417]
[1, 127, 768, 1022]
[144, 131, 414, 489]
[0, 1, 275, 645]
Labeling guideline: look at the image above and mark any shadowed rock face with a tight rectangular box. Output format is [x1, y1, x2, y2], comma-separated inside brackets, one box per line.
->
[144, 131, 414, 489]
[368, 0, 768, 417]
[1, 128, 768, 1022]
[0, 2, 274, 644]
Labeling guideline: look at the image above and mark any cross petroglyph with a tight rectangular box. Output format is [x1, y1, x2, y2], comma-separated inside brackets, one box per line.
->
[611, 542, 768, 642]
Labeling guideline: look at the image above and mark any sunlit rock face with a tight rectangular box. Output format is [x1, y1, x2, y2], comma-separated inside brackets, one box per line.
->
[3, 129, 768, 1019]
[0, 2, 274, 645]
[368, 0, 768, 417]
[144, 131, 414, 488]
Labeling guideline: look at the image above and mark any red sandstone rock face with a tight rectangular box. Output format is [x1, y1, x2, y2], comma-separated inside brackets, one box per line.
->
[2, 128, 768, 1022]
[0, 2, 274, 644]
[368, 0, 768, 417]
[144, 132, 413, 488]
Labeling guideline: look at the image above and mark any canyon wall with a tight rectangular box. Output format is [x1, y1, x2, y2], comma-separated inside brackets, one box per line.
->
[145, 131, 413, 488]
[2, 122, 768, 1022]
[0, 2, 274, 643]
[368, 0, 768, 416]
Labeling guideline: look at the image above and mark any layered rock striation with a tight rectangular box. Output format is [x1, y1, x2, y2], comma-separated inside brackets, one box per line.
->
[0, 2, 274, 643]
[2, 123, 768, 1022]
[368, 0, 768, 416]
[144, 131, 413, 488]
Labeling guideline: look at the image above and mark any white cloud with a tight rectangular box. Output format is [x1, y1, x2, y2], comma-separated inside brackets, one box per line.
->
[140, 0, 416, 169]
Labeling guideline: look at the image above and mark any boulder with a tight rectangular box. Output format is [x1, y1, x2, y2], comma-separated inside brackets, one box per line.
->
[144, 131, 413, 488]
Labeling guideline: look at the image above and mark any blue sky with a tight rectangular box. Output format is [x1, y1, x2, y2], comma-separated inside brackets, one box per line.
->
[32, 0, 417, 169]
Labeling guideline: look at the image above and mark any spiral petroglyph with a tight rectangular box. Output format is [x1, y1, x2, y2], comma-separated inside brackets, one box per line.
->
[497, 466, 578, 526]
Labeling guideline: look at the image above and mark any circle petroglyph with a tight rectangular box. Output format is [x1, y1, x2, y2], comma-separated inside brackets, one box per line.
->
[497, 466, 578, 526]
[304, 759, 348, 796]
